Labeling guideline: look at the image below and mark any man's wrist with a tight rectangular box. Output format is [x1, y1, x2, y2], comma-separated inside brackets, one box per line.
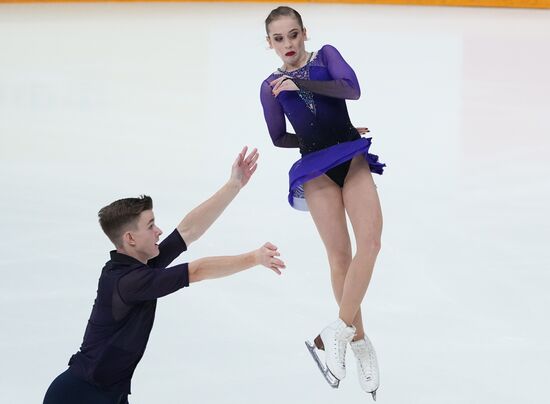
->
[226, 178, 241, 192]
[250, 250, 260, 267]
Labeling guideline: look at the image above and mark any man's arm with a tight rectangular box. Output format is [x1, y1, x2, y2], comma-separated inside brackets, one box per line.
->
[177, 147, 258, 246]
[188, 242, 285, 282]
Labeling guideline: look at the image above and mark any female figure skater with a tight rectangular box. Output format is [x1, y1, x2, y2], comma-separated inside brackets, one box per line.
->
[260, 6, 384, 399]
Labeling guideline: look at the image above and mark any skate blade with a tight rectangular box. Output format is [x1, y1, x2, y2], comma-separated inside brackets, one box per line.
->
[305, 340, 340, 388]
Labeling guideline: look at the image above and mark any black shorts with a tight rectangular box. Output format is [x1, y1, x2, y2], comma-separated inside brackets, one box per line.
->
[325, 159, 352, 188]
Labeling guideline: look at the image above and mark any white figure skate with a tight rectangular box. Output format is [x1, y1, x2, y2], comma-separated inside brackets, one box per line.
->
[350, 335, 380, 401]
[305, 318, 356, 388]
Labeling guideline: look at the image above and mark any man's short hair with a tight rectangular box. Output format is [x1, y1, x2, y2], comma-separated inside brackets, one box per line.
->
[98, 195, 153, 247]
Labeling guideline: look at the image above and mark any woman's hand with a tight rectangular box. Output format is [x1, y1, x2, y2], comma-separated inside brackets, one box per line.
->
[230, 146, 259, 189]
[255, 242, 286, 275]
[356, 127, 370, 135]
[270, 75, 299, 97]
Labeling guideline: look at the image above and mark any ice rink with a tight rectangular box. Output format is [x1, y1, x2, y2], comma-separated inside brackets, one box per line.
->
[1, 2, 549, 403]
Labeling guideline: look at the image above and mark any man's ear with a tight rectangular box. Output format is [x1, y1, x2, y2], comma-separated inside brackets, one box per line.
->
[122, 231, 136, 247]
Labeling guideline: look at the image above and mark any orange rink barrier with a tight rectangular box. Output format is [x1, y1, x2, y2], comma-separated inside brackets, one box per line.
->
[0, 0, 549, 8]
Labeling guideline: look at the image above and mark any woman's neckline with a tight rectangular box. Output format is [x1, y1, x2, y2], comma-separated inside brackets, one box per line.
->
[278, 51, 317, 74]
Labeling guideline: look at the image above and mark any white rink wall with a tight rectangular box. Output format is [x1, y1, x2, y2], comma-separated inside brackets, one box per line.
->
[1, 3, 549, 403]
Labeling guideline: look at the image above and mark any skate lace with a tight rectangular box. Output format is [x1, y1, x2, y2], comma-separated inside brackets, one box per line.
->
[334, 328, 354, 367]
[354, 341, 374, 378]
[337, 339, 347, 367]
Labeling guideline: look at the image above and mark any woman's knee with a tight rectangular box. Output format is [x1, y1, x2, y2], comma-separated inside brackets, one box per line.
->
[357, 235, 381, 257]
[327, 247, 352, 274]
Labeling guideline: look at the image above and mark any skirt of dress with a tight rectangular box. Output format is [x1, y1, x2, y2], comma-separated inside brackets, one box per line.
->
[288, 137, 385, 211]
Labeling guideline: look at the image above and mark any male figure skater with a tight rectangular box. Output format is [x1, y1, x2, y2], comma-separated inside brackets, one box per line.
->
[44, 147, 285, 404]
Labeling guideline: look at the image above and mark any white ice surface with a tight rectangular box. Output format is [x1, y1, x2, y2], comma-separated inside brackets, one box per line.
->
[1, 3, 549, 403]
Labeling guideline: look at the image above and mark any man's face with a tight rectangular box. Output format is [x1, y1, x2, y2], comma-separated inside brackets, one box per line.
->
[129, 210, 163, 262]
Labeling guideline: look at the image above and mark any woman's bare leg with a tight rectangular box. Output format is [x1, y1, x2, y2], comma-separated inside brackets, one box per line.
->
[303, 174, 365, 337]
[338, 156, 383, 326]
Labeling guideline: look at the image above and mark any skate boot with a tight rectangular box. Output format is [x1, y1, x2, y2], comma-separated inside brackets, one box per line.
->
[350, 335, 380, 401]
[305, 318, 356, 388]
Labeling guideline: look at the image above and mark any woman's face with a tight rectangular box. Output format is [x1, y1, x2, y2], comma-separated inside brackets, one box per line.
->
[266, 16, 307, 68]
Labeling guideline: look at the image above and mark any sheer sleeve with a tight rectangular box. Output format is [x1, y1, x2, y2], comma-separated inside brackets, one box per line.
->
[292, 45, 361, 100]
[260, 80, 300, 148]
[118, 263, 189, 304]
[147, 229, 187, 269]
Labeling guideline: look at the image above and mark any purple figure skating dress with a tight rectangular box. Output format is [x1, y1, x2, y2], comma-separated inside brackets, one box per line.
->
[260, 44, 385, 211]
